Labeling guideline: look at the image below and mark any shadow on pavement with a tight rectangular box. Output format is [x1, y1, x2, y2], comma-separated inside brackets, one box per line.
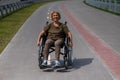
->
[72, 58, 93, 69]
[41, 58, 93, 72]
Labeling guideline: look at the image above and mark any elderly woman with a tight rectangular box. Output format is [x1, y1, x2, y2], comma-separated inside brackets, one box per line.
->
[37, 11, 73, 67]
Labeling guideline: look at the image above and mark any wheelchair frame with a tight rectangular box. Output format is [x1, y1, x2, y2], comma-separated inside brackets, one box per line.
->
[38, 21, 73, 69]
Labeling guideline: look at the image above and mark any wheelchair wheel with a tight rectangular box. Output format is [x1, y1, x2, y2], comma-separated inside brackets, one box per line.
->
[64, 56, 69, 69]
[64, 47, 73, 69]
[68, 47, 73, 66]
[38, 43, 44, 69]
[38, 55, 43, 69]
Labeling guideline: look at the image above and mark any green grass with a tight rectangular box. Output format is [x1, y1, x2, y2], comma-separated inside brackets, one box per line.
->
[0, 2, 49, 54]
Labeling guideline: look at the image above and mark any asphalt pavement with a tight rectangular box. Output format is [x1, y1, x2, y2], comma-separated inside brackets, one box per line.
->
[0, 0, 120, 80]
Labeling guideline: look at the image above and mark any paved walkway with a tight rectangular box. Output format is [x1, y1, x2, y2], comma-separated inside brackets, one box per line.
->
[0, 0, 120, 80]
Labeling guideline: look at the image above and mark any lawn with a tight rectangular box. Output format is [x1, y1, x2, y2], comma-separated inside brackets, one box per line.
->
[0, 2, 49, 54]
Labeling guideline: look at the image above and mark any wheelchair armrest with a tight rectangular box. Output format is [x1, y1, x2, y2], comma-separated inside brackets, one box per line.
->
[64, 36, 70, 46]
[40, 34, 47, 46]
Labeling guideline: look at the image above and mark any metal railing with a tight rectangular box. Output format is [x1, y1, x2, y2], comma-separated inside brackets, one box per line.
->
[0, 1, 34, 18]
[85, 0, 120, 14]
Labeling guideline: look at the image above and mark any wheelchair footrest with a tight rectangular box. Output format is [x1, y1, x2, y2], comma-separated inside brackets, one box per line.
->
[39, 64, 66, 69]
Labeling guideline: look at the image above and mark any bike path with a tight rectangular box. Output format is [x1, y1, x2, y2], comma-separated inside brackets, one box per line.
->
[0, 1, 119, 80]
[61, 1, 120, 80]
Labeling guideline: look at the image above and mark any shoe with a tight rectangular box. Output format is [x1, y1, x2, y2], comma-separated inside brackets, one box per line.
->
[41, 60, 47, 67]
[54, 60, 61, 68]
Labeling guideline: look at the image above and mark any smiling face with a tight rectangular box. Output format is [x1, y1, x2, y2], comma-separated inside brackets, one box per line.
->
[51, 11, 61, 22]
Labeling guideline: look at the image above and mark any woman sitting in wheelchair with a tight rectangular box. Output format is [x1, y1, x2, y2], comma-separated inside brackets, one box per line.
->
[37, 11, 73, 67]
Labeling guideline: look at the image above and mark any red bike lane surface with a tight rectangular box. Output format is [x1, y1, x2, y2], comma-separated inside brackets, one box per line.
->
[61, 4, 120, 80]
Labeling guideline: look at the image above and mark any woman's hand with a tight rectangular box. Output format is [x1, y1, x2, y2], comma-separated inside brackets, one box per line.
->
[68, 32, 73, 47]
[37, 41, 40, 46]
[36, 30, 45, 46]
[69, 41, 73, 47]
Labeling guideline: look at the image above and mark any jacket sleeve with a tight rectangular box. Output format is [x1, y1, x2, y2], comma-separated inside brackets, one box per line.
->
[43, 23, 51, 32]
[63, 24, 70, 35]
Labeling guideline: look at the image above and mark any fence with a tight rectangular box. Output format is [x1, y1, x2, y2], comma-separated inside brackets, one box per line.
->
[0, 1, 34, 18]
[85, 0, 120, 14]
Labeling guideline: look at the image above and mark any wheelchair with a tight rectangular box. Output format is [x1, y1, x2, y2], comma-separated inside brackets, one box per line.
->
[38, 21, 73, 69]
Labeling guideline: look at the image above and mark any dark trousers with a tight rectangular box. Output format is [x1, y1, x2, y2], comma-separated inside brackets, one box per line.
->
[43, 38, 64, 60]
